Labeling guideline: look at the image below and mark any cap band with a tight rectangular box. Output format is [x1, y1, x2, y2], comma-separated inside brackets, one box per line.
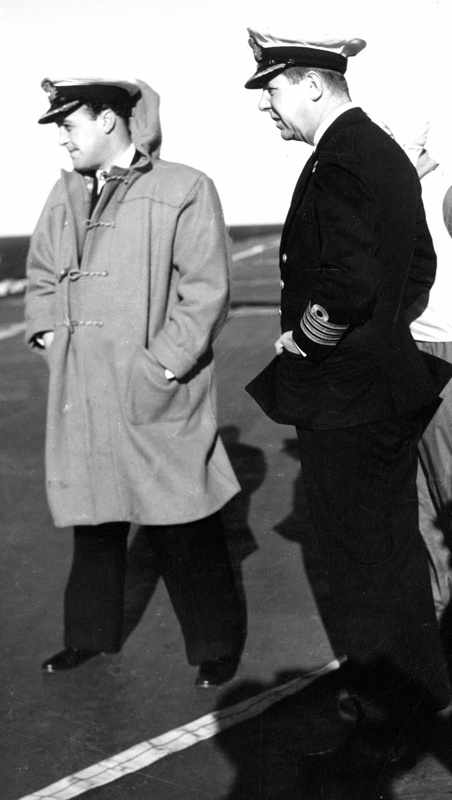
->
[38, 81, 137, 124]
[258, 46, 347, 73]
[50, 83, 132, 104]
[245, 43, 349, 89]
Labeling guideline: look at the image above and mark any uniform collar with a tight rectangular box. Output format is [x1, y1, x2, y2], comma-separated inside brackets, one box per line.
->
[313, 101, 359, 149]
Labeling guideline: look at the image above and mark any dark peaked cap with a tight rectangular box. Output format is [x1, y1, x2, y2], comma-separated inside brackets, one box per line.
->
[245, 28, 366, 89]
[38, 78, 141, 124]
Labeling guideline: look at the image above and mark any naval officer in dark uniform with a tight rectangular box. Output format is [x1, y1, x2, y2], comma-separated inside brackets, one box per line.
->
[244, 27, 452, 764]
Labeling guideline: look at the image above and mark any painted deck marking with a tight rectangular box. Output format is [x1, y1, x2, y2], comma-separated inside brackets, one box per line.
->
[0, 322, 26, 341]
[232, 240, 279, 262]
[18, 659, 341, 800]
[228, 307, 279, 317]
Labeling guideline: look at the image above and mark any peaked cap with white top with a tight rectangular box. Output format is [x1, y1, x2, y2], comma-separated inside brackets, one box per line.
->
[38, 78, 141, 124]
[245, 27, 366, 89]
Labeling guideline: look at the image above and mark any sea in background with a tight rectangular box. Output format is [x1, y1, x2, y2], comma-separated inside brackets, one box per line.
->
[0, 238, 30, 282]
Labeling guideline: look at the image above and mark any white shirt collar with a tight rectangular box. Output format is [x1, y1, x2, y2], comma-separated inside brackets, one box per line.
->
[97, 142, 136, 188]
[313, 101, 359, 149]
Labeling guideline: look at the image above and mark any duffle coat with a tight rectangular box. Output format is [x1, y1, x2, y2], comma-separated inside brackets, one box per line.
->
[25, 155, 240, 527]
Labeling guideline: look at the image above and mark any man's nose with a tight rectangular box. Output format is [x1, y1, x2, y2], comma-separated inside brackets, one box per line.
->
[258, 91, 271, 112]
[58, 127, 69, 146]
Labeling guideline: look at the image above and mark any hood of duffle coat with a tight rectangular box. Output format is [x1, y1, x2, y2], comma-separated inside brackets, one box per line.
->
[129, 79, 162, 159]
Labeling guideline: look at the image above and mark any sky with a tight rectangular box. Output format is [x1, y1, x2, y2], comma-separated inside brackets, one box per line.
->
[1, 0, 447, 235]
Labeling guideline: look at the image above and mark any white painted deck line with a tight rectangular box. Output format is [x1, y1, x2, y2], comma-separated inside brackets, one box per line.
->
[18, 658, 341, 800]
[228, 307, 279, 317]
[232, 240, 279, 262]
[0, 321, 26, 341]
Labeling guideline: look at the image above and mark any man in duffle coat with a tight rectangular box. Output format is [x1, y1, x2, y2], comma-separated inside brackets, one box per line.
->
[244, 28, 452, 764]
[25, 77, 244, 687]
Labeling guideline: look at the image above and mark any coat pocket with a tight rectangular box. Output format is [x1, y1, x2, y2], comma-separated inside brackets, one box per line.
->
[127, 346, 187, 425]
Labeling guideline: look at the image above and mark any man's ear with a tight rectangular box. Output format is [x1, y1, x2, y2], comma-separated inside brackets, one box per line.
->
[305, 70, 323, 101]
[101, 108, 116, 133]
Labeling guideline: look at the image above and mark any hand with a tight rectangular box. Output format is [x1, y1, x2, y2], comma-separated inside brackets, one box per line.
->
[164, 368, 176, 380]
[42, 331, 55, 349]
[275, 330, 305, 356]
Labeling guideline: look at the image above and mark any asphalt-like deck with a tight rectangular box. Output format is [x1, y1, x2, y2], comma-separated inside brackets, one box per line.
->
[1, 234, 452, 799]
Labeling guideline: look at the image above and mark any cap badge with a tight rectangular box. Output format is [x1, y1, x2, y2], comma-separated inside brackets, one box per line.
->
[41, 79, 57, 102]
[248, 37, 263, 63]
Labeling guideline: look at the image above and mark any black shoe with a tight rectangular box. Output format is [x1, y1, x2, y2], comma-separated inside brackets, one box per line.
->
[42, 647, 102, 672]
[195, 655, 239, 688]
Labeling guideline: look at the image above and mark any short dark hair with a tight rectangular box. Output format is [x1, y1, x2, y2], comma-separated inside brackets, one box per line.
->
[284, 65, 350, 98]
[83, 97, 135, 124]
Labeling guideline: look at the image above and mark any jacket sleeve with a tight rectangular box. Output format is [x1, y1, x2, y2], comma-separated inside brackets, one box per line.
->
[25, 183, 60, 347]
[149, 175, 231, 378]
[291, 159, 381, 360]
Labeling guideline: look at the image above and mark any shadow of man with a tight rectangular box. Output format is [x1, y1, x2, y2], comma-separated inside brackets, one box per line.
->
[213, 670, 400, 799]
[121, 425, 265, 658]
[214, 661, 452, 800]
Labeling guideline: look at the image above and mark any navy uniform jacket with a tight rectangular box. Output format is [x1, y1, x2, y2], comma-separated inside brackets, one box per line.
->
[247, 107, 452, 429]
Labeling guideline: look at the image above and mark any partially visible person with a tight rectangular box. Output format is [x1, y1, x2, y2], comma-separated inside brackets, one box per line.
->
[404, 116, 452, 620]
[25, 77, 244, 687]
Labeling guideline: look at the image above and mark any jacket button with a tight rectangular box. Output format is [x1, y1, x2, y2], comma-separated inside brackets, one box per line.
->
[282, 253, 287, 263]
[280, 280, 285, 289]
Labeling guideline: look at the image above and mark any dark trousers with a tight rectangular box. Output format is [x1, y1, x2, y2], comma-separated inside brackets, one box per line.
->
[64, 512, 244, 665]
[297, 412, 450, 714]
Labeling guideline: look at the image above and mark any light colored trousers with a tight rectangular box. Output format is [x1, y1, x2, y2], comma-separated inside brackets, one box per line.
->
[417, 340, 452, 619]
